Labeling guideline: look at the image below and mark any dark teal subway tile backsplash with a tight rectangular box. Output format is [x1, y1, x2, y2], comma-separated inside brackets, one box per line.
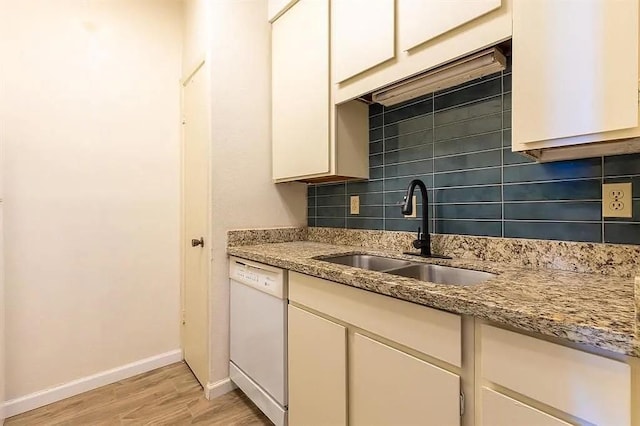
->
[308, 65, 640, 245]
[605, 223, 640, 245]
[504, 222, 602, 243]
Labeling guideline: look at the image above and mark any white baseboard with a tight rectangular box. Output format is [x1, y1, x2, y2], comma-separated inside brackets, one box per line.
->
[3, 349, 182, 418]
[205, 377, 237, 400]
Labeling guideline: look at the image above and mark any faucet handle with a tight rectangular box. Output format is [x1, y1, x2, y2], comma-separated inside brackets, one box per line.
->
[412, 226, 422, 250]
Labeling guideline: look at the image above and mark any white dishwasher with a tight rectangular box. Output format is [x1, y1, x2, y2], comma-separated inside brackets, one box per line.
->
[229, 257, 287, 426]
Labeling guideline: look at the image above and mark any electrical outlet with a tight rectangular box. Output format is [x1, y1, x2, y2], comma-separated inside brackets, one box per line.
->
[350, 195, 360, 215]
[602, 182, 632, 218]
[404, 195, 418, 218]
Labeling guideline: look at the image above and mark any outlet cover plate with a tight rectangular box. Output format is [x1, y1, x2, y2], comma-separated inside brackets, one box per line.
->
[350, 195, 360, 215]
[602, 182, 632, 218]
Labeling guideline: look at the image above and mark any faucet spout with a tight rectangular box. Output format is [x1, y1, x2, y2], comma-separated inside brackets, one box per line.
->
[402, 179, 432, 257]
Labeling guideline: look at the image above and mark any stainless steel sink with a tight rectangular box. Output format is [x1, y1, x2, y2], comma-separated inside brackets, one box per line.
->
[386, 264, 495, 286]
[321, 254, 412, 271]
[319, 254, 496, 286]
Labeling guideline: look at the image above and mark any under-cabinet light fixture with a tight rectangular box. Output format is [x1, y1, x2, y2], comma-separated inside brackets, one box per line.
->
[372, 47, 507, 107]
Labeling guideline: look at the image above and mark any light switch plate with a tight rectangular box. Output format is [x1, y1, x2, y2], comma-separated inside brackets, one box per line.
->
[350, 195, 360, 215]
[404, 196, 417, 218]
[602, 182, 632, 218]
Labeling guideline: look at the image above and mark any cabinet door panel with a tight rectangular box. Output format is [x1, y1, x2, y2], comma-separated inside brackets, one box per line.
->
[332, 0, 395, 83]
[272, 0, 329, 180]
[513, 0, 639, 145]
[398, 0, 501, 51]
[482, 388, 571, 426]
[481, 325, 631, 426]
[350, 333, 460, 426]
[288, 305, 347, 426]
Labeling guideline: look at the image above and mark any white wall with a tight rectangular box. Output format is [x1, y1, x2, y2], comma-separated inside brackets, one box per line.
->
[208, 0, 306, 385]
[1, 181, 4, 423]
[182, 0, 212, 75]
[0, 0, 183, 403]
[182, 0, 306, 387]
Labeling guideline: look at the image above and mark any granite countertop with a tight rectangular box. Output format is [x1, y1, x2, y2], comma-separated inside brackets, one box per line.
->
[228, 240, 639, 357]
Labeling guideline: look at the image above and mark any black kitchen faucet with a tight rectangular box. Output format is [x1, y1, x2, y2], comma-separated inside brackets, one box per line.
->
[401, 179, 450, 259]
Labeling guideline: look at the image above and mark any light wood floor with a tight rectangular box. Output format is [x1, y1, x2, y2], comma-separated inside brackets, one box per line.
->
[6, 362, 273, 425]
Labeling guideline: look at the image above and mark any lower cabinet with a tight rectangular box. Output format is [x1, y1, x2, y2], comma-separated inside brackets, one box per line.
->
[288, 272, 462, 426]
[480, 324, 632, 426]
[287, 272, 638, 426]
[288, 305, 347, 426]
[350, 333, 460, 426]
[481, 388, 571, 426]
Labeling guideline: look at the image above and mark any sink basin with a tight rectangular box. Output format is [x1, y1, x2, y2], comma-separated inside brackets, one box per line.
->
[321, 254, 412, 271]
[387, 264, 495, 286]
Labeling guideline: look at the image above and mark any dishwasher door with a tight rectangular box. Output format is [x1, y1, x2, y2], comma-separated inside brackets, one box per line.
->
[229, 257, 287, 406]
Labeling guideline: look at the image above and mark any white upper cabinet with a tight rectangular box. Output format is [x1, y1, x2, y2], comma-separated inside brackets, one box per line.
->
[512, 0, 640, 154]
[272, 0, 330, 181]
[332, 0, 395, 83]
[267, 0, 297, 22]
[271, 0, 369, 183]
[334, 0, 512, 103]
[398, 0, 502, 52]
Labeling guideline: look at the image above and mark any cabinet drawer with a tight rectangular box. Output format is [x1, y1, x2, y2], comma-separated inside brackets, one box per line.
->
[289, 272, 461, 367]
[482, 387, 570, 426]
[481, 325, 631, 426]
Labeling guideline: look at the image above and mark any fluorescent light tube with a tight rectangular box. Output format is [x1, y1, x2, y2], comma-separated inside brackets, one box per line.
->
[372, 47, 507, 107]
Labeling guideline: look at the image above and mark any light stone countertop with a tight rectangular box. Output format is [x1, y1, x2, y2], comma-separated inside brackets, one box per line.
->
[228, 240, 639, 357]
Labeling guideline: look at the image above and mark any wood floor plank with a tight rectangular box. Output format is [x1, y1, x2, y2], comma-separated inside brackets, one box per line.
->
[6, 362, 273, 425]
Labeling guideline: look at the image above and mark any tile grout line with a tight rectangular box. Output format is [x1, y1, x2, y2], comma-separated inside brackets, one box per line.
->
[344, 182, 347, 229]
[432, 93, 436, 234]
[500, 68, 505, 238]
[601, 156, 605, 243]
[382, 104, 387, 232]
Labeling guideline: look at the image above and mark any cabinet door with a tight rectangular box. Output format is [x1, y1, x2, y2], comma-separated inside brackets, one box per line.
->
[482, 388, 571, 426]
[272, 0, 329, 181]
[267, 0, 297, 22]
[513, 0, 639, 146]
[350, 333, 460, 426]
[332, 0, 395, 83]
[288, 305, 347, 426]
[398, 0, 502, 51]
[481, 325, 631, 426]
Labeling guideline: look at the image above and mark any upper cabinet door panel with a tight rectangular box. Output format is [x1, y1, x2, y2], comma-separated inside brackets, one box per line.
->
[398, 0, 502, 51]
[267, 0, 298, 22]
[332, 0, 395, 83]
[513, 0, 639, 145]
[272, 0, 330, 180]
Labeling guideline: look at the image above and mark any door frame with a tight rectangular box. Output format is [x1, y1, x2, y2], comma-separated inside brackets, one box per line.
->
[180, 58, 212, 383]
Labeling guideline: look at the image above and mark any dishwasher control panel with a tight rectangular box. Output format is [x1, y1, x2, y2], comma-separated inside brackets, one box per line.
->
[229, 257, 286, 299]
